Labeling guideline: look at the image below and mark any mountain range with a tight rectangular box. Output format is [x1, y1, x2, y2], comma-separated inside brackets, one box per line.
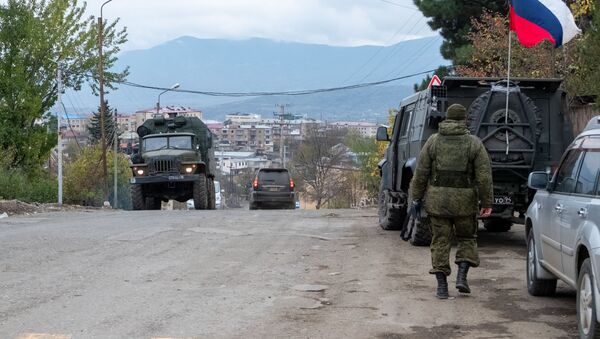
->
[70, 36, 447, 121]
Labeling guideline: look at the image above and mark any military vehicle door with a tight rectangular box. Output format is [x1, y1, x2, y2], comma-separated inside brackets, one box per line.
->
[392, 104, 414, 191]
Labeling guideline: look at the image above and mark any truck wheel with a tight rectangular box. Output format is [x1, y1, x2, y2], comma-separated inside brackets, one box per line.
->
[409, 216, 432, 246]
[484, 219, 512, 232]
[378, 182, 406, 231]
[207, 177, 216, 210]
[193, 173, 208, 210]
[131, 185, 145, 210]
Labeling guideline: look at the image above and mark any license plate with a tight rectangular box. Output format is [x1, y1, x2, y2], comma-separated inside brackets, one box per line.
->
[268, 187, 279, 192]
[494, 196, 513, 205]
[168, 175, 184, 180]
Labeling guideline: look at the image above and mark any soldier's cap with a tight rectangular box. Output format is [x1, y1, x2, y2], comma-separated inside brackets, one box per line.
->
[446, 103, 467, 121]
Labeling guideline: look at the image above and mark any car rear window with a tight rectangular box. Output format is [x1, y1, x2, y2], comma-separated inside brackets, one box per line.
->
[258, 170, 290, 185]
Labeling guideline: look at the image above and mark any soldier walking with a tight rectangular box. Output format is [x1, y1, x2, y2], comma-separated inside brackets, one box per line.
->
[409, 103, 493, 299]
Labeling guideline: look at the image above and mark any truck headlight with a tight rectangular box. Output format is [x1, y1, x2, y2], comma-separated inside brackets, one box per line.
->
[182, 164, 197, 174]
[137, 169, 145, 176]
[185, 167, 194, 174]
[132, 165, 147, 176]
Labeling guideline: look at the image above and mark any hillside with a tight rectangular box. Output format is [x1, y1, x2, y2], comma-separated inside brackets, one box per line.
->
[71, 36, 446, 120]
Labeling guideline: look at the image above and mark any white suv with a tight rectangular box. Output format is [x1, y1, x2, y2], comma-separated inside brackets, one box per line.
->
[526, 115, 600, 338]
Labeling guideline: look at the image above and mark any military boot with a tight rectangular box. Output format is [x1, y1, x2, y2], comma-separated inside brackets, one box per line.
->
[435, 272, 449, 299]
[456, 262, 471, 293]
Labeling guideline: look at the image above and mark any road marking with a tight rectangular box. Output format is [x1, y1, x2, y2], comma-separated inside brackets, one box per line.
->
[16, 334, 72, 339]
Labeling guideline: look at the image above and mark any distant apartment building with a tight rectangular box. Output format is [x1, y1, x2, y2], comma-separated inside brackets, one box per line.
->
[216, 151, 272, 175]
[62, 114, 90, 134]
[328, 121, 378, 138]
[116, 113, 136, 132]
[225, 113, 261, 124]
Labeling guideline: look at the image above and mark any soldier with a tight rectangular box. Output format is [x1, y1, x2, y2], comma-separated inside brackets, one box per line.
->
[409, 103, 493, 299]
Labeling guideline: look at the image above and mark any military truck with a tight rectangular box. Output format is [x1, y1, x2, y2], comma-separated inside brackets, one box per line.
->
[377, 77, 572, 245]
[129, 115, 216, 210]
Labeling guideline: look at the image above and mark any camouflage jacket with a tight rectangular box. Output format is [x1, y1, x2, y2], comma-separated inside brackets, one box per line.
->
[409, 120, 493, 217]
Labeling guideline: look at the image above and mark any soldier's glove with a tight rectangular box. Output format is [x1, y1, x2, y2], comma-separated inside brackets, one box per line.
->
[409, 199, 422, 220]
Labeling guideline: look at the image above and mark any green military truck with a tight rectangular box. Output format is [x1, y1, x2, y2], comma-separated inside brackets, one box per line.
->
[130, 115, 216, 210]
[377, 77, 572, 245]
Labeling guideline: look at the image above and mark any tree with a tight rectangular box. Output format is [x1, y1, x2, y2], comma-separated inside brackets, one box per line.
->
[414, 0, 506, 63]
[64, 145, 132, 208]
[455, 11, 558, 78]
[344, 131, 381, 200]
[0, 0, 128, 171]
[566, 4, 600, 101]
[291, 126, 346, 209]
[88, 100, 117, 147]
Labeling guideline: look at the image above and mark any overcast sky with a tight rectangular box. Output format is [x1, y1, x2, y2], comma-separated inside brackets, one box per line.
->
[82, 0, 437, 51]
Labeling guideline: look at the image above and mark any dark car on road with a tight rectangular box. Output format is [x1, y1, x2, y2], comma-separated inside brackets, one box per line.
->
[249, 168, 295, 210]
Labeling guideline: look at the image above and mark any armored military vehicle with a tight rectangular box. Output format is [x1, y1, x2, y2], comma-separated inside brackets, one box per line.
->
[129, 115, 216, 210]
[377, 77, 572, 245]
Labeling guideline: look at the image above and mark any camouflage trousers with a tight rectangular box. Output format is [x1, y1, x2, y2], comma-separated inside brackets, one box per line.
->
[429, 215, 480, 276]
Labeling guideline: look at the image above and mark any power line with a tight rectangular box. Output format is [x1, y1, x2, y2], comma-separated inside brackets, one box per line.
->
[112, 69, 438, 97]
[376, 0, 418, 11]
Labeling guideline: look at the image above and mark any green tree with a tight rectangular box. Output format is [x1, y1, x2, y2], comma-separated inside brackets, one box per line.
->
[64, 145, 132, 208]
[88, 100, 117, 147]
[414, 0, 506, 63]
[0, 0, 128, 171]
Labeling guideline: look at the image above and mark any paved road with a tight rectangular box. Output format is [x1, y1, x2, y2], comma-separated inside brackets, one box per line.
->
[0, 209, 576, 338]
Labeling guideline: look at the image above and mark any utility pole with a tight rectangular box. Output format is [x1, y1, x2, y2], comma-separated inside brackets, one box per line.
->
[57, 65, 63, 206]
[113, 111, 118, 208]
[274, 104, 288, 167]
[98, 6, 109, 204]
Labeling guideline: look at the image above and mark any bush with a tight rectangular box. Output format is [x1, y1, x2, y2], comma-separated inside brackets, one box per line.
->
[0, 167, 57, 203]
[64, 146, 132, 209]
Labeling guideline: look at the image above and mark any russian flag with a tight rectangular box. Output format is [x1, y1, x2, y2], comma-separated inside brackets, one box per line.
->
[509, 0, 581, 48]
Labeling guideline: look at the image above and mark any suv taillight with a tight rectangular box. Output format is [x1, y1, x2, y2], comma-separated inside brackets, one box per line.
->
[290, 178, 295, 190]
[253, 178, 259, 189]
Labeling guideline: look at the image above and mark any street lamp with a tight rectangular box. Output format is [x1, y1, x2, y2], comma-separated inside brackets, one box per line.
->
[98, 0, 113, 204]
[156, 83, 180, 116]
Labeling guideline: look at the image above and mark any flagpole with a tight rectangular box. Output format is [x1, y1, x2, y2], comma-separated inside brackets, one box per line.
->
[505, 25, 512, 155]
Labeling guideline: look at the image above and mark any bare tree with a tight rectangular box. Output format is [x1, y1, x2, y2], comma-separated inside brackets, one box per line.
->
[291, 126, 347, 209]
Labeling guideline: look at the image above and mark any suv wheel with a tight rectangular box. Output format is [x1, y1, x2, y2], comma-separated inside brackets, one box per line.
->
[578, 258, 600, 338]
[526, 231, 557, 296]
[378, 182, 406, 231]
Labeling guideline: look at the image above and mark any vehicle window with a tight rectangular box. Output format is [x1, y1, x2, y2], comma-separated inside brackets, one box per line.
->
[575, 151, 600, 195]
[399, 109, 414, 138]
[554, 149, 584, 193]
[144, 137, 168, 151]
[259, 170, 290, 185]
[169, 136, 192, 149]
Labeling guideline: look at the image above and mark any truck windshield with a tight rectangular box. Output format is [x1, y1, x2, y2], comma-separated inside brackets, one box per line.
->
[144, 137, 168, 151]
[169, 136, 193, 149]
[143, 136, 193, 151]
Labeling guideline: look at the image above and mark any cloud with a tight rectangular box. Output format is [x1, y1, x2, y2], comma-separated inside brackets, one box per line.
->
[84, 0, 435, 50]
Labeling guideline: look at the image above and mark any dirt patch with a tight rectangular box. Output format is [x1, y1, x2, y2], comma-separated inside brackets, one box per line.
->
[0, 199, 98, 216]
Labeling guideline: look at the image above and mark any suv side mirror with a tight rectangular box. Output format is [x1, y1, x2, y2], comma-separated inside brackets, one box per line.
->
[527, 171, 549, 190]
[376, 126, 389, 142]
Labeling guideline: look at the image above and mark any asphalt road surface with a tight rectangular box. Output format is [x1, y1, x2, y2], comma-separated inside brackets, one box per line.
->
[0, 208, 577, 339]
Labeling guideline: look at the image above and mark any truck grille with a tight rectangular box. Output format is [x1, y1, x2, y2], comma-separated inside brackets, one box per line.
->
[150, 159, 176, 173]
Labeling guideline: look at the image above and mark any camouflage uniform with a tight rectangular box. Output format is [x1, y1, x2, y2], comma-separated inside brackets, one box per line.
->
[409, 107, 493, 277]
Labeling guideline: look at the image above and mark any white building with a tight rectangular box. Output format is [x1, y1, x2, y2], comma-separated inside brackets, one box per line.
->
[329, 121, 378, 138]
